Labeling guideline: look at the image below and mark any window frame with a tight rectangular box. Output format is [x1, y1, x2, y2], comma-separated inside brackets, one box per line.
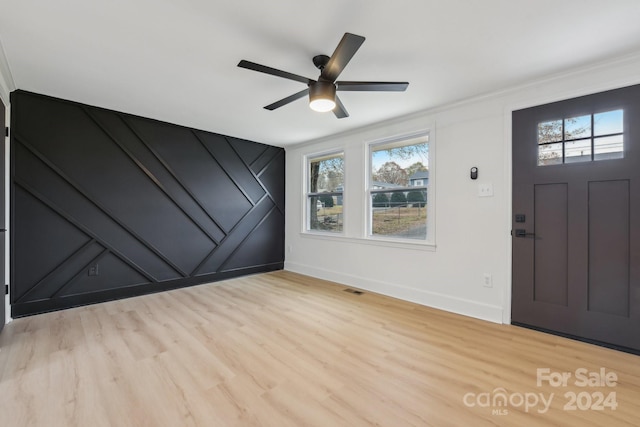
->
[365, 130, 435, 245]
[303, 150, 345, 235]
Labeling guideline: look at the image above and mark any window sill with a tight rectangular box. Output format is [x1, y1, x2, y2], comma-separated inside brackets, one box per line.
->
[300, 232, 436, 252]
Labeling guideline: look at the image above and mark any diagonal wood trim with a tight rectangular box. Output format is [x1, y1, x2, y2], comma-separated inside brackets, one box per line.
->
[83, 108, 221, 246]
[217, 205, 280, 272]
[50, 248, 109, 298]
[248, 144, 271, 169]
[255, 149, 282, 177]
[252, 146, 281, 176]
[192, 130, 256, 207]
[190, 193, 274, 276]
[256, 150, 286, 214]
[14, 133, 189, 278]
[13, 180, 158, 284]
[14, 238, 98, 303]
[226, 137, 285, 216]
[121, 115, 230, 235]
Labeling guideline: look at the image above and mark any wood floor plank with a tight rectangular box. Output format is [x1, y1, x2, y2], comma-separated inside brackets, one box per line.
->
[0, 270, 638, 426]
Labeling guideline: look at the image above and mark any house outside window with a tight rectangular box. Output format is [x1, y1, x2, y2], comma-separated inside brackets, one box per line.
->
[409, 172, 429, 187]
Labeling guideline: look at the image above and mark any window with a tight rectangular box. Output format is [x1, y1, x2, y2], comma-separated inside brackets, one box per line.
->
[368, 133, 429, 241]
[537, 109, 624, 166]
[306, 152, 344, 233]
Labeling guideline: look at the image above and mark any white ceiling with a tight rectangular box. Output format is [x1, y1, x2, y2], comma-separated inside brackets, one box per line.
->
[1, 0, 640, 146]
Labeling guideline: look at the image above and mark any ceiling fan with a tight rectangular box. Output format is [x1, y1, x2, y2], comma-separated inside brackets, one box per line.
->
[238, 32, 409, 119]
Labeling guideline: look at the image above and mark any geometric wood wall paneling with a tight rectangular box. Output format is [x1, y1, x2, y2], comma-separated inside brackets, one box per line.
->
[10, 91, 285, 316]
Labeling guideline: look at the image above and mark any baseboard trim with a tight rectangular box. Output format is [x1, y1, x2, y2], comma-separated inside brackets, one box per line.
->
[285, 261, 503, 324]
[11, 263, 284, 317]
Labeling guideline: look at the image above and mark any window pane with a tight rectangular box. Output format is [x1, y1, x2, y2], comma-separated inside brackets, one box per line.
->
[538, 120, 562, 144]
[536, 110, 624, 167]
[371, 189, 426, 240]
[309, 195, 343, 232]
[309, 155, 343, 193]
[308, 153, 344, 233]
[565, 140, 591, 163]
[370, 136, 429, 241]
[564, 115, 591, 140]
[371, 141, 428, 186]
[594, 109, 623, 136]
[594, 135, 624, 161]
[538, 143, 563, 166]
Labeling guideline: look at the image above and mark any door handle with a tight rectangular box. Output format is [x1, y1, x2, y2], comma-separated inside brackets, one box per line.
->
[514, 229, 535, 238]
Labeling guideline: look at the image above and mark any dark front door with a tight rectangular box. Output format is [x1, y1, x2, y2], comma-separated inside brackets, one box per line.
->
[0, 97, 5, 333]
[512, 84, 640, 352]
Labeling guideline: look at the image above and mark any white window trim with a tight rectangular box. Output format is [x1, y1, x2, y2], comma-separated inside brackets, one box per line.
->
[365, 129, 436, 246]
[299, 232, 436, 252]
[303, 149, 346, 236]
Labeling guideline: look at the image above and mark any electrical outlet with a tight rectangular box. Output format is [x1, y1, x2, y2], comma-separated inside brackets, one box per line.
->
[88, 264, 99, 276]
[483, 273, 493, 288]
[478, 183, 494, 197]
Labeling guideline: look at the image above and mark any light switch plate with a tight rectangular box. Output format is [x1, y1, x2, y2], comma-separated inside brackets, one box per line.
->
[478, 183, 494, 197]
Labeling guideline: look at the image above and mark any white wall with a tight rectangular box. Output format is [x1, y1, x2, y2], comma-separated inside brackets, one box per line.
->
[0, 39, 15, 325]
[285, 52, 640, 324]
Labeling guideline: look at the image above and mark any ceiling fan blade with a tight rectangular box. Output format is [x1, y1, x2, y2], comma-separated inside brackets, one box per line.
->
[336, 81, 409, 92]
[321, 33, 365, 82]
[264, 88, 309, 110]
[238, 60, 313, 85]
[333, 95, 349, 119]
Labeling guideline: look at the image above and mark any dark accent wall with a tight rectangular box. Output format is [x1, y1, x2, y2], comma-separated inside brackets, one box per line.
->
[10, 90, 285, 316]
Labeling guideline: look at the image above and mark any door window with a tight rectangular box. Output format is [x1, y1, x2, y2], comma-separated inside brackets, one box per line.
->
[537, 109, 623, 166]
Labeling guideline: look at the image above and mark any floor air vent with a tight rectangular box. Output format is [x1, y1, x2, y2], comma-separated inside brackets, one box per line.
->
[344, 288, 364, 295]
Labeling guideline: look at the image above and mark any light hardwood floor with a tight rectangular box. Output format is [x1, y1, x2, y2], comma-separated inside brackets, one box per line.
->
[0, 271, 638, 426]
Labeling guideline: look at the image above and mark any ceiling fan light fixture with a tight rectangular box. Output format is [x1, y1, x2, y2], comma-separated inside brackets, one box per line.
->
[238, 32, 408, 118]
[309, 81, 336, 112]
[309, 98, 335, 113]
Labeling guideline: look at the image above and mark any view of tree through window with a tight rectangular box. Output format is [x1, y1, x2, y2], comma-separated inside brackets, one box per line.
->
[307, 153, 344, 232]
[369, 136, 429, 240]
[537, 110, 624, 166]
